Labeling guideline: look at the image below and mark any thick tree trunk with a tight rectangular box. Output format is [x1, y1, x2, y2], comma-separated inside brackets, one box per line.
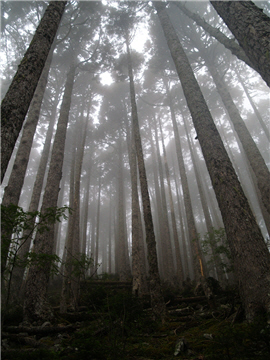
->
[210, 1, 270, 87]
[1, 48, 55, 276]
[9, 86, 61, 294]
[126, 118, 148, 296]
[23, 64, 75, 323]
[126, 36, 166, 321]
[155, 2, 270, 320]
[1, 1, 66, 181]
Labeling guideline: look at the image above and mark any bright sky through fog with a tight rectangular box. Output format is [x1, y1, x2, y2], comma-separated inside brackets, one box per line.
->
[100, 13, 149, 85]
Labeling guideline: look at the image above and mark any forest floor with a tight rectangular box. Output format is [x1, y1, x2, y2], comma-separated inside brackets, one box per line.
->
[2, 278, 270, 360]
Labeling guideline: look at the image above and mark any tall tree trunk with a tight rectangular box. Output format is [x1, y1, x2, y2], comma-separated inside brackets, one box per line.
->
[60, 125, 77, 314]
[23, 64, 75, 323]
[183, 112, 226, 284]
[117, 137, 130, 281]
[95, 176, 102, 276]
[164, 78, 203, 282]
[126, 117, 148, 296]
[172, 1, 254, 71]
[155, 2, 270, 320]
[210, 1, 270, 87]
[201, 51, 270, 215]
[6, 82, 62, 294]
[234, 67, 270, 142]
[126, 35, 166, 321]
[1, 48, 55, 277]
[152, 118, 175, 284]
[171, 159, 190, 279]
[1, 1, 66, 180]
[158, 117, 184, 285]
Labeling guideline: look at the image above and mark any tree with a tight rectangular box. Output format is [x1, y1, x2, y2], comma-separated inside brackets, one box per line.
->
[172, 1, 254, 71]
[23, 63, 76, 323]
[210, 1, 270, 87]
[117, 7, 166, 320]
[1, 1, 67, 181]
[154, 1, 270, 320]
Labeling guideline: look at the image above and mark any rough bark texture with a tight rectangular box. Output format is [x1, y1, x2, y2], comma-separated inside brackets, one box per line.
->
[126, 119, 148, 296]
[183, 113, 226, 285]
[1, 48, 55, 277]
[10, 87, 61, 294]
[172, 1, 254, 71]
[1, 1, 66, 181]
[155, 2, 270, 320]
[126, 36, 166, 321]
[23, 65, 75, 323]
[210, 1, 270, 87]
[2, 46, 54, 209]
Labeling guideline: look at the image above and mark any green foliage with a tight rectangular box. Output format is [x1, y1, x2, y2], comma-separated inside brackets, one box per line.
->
[201, 227, 233, 274]
[1, 204, 71, 309]
[68, 253, 93, 280]
[1, 204, 71, 274]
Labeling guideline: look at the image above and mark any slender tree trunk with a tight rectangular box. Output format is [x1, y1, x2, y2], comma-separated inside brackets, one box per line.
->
[210, 1, 270, 87]
[95, 176, 102, 276]
[23, 64, 75, 323]
[1, 1, 66, 180]
[152, 119, 175, 284]
[164, 79, 203, 282]
[155, 2, 270, 320]
[117, 137, 130, 281]
[172, 1, 254, 71]
[202, 52, 270, 215]
[126, 35, 166, 321]
[158, 117, 184, 285]
[148, 131, 166, 279]
[171, 159, 190, 279]
[234, 67, 270, 141]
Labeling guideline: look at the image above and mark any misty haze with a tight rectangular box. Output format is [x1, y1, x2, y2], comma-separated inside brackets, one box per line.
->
[1, 1, 270, 358]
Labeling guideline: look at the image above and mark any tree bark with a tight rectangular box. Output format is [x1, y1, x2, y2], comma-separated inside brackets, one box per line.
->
[1, 48, 55, 277]
[172, 1, 255, 71]
[201, 51, 270, 215]
[154, 2, 270, 320]
[1, 1, 66, 181]
[210, 1, 270, 87]
[158, 117, 184, 285]
[234, 67, 270, 142]
[23, 64, 75, 323]
[125, 117, 148, 296]
[164, 78, 203, 282]
[126, 35, 166, 321]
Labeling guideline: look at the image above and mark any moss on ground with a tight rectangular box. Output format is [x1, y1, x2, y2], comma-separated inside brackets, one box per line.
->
[2, 284, 270, 359]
